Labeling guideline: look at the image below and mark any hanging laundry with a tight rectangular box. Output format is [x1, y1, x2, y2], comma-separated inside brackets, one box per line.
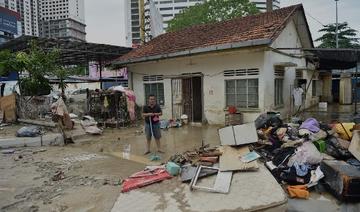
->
[293, 87, 304, 107]
[124, 89, 136, 121]
[104, 96, 109, 108]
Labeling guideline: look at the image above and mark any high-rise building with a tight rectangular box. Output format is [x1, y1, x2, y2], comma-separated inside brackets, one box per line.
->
[129, 0, 162, 46]
[1, 0, 38, 37]
[119, 0, 132, 47]
[38, 0, 86, 41]
[250, 0, 280, 12]
[153, 0, 204, 31]
[1, 0, 17, 11]
[144, 0, 163, 43]
[16, 0, 39, 36]
[127, 0, 280, 46]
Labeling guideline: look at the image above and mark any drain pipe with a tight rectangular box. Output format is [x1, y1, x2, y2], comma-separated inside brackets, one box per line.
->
[266, 0, 273, 12]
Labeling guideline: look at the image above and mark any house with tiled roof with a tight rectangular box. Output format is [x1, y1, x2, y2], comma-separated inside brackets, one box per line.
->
[113, 4, 322, 124]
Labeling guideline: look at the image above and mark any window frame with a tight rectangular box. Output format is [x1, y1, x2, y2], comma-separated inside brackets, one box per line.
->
[274, 78, 284, 106]
[274, 68, 284, 107]
[143, 75, 165, 106]
[224, 73, 259, 110]
[311, 79, 318, 97]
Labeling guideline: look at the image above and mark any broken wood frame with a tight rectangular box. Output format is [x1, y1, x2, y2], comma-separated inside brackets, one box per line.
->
[189, 165, 233, 194]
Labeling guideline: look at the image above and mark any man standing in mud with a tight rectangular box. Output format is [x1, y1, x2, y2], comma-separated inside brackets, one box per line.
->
[142, 94, 163, 154]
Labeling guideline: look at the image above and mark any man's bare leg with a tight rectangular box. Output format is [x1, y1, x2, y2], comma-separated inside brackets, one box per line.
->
[144, 139, 151, 155]
[155, 139, 164, 153]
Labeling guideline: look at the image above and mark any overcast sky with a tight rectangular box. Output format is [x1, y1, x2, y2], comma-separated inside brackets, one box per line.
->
[85, 0, 360, 46]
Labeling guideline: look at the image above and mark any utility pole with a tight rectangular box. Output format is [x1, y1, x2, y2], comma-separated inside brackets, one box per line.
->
[335, 0, 339, 48]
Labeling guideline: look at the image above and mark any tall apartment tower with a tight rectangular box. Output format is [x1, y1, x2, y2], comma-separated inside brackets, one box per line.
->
[130, 0, 162, 47]
[38, 0, 86, 41]
[153, 0, 204, 31]
[16, 0, 39, 36]
[250, 0, 280, 12]
[127, 0, 280, 46]
[1, 0, 17, 11]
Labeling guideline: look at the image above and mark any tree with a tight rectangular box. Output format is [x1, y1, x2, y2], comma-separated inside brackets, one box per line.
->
[53, 67, 70, 94]
[167, 0, 259, 32]
[0, 41, 90, 96]
[53, 66, 87, 94]
[315, 22, 360, 48]
[0, 41, 60, 96]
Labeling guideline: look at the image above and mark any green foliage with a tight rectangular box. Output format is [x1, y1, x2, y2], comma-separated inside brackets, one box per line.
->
[19, 77, 53, 96]
[19, 42, 60, 95]
[0, 50, 21, 77]
[69, 66, 87, 76]
[0, 40, 90, 96]
[167, 0, 259, 32]
[315, 22, 360, 48]
[53, 67, 70, 94]
[0, 40, 60, 96]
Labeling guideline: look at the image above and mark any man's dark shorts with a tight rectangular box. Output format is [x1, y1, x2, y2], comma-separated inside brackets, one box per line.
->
[145, 122, 161, 140]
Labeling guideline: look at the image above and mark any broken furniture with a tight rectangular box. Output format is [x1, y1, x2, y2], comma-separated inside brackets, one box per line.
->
[189, 165, 233, 194]
[218, 122, 258, 146]
[219, 145, 259, 172]
[180, 164, 218, 182]
[320, 160, 360, 201]
[349, 130, 360, 161]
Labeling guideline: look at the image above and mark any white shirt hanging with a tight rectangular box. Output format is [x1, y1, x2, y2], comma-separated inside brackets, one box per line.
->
[293, 87, 304, 107]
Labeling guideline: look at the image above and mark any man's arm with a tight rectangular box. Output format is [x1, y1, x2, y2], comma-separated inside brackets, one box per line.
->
[142, 106, 152, 118]
[153, 105, 162, 116]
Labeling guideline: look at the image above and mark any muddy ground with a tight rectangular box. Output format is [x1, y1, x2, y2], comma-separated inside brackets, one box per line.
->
[0, 124, 220, 212]
[1, 104, 360, 212]
[0, 128, 148, 212]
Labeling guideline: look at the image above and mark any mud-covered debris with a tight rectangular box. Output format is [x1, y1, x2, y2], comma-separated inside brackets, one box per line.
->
[52, 171, 65, 181]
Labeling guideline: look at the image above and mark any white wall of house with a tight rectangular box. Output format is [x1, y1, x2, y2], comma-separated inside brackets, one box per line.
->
[129, 49, 265, 124]
[266, 20, 320, 119]
[128, 20, 319, 125]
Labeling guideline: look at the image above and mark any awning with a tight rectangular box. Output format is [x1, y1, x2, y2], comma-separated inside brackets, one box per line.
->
[304, 48, 360, 70]
[276, 48, 360, 70]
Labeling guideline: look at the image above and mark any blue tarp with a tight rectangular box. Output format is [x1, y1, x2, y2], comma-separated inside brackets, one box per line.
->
[0, 71, 18, 81]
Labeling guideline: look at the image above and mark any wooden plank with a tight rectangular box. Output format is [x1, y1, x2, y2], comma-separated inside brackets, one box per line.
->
[349, 130, 360, 161]
[18, 119, 57, 128]
[219, 145, 258, 172]
[0, 94, 16, 122]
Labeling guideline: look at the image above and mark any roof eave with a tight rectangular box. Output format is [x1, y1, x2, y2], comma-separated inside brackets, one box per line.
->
[113, 38, 272, 66]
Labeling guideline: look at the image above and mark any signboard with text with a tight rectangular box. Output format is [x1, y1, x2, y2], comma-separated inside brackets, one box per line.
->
[0, 7, 19, 35]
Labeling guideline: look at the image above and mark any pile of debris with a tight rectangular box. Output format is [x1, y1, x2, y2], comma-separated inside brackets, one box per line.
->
[121, 112, 360, 203]
[253, 113, 360, 201]
[121, 123, 261, 194]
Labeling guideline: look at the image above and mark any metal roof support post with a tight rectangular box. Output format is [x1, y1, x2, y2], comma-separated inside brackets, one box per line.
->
[355, 63, 358, 115]
[99, 58, 103, 89]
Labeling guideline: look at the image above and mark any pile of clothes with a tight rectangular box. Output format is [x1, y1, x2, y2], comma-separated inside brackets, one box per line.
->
[254, 113, 359, 200]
